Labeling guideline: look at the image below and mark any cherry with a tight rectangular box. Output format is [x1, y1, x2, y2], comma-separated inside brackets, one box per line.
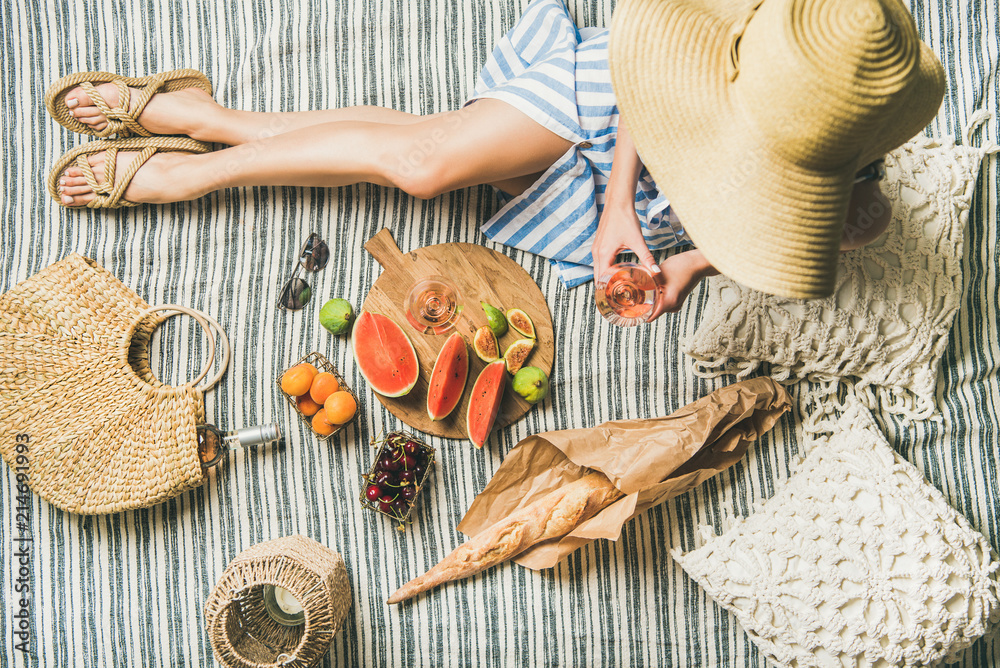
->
[378, 495, 395, 513]
[364, 434, 435, 521]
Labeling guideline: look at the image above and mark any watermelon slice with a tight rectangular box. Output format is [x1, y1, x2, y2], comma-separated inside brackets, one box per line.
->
[466, 360, 506, 448]
[427, 332, 469, 420]
[352, 311, 419, 397]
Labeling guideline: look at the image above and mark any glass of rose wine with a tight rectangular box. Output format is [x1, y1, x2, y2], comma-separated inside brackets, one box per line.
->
[404, 275, 463, 335]
[595, 262, 657, 326]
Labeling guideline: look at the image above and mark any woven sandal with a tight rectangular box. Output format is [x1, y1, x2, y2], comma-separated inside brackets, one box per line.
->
[48, 136, 212, 209]
[45, 69, 212, 138]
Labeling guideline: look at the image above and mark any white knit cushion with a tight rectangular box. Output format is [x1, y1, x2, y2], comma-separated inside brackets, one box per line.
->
[683, 138, 989, 420]
[672, 402, 1000, 668]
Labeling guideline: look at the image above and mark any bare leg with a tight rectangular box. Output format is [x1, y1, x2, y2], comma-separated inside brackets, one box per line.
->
[58, 99, 573, 206]
[64, 82, 440, 145]
[212, 108, 446, 144]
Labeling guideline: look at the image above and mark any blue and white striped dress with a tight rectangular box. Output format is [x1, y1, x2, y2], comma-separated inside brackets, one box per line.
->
[467, 0, 689, 287]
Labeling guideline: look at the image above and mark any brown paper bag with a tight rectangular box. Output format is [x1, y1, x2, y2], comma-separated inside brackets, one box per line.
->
[457, 377, 791, 570]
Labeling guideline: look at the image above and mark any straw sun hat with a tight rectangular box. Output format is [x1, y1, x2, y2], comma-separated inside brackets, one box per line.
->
[609, 0, 945, 299]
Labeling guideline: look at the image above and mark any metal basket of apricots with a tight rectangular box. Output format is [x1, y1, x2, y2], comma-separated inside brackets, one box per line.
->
[278, 352, 358, 440]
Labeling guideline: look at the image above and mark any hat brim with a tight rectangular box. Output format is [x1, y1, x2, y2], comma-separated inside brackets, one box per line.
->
[609, 0, 944, 299]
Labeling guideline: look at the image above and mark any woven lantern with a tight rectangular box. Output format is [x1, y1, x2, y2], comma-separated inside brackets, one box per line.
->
[204, 535, 352, 668]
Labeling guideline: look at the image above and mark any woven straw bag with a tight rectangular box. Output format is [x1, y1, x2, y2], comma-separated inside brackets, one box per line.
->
[0, 253, 230, 514]
[204, 535, 352, 668]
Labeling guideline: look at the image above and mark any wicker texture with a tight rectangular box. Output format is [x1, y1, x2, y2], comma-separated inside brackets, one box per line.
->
[0, 254, 218, 514]
[204, 535, 352, 668]
[44, 68, 213, 138]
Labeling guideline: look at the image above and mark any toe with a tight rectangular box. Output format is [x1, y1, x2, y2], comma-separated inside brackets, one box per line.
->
[64, 82, 125, 126]
[75, 111, 103, 125]
[61, 184, 94, 196]
[64, 166, 83, 178]
[65, 87, 94, 108]
[63, 174, 89, 187]
[63, 192, 96, 207]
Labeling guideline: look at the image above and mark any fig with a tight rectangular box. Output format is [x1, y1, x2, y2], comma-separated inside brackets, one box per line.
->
[512, 366, 549, 404]
[503, 338, 535, 375]
[473, 326, 500, 363]
[319, 298, 354, 335]
[481, 301, 508, 337]
[506, 308, 535, 339]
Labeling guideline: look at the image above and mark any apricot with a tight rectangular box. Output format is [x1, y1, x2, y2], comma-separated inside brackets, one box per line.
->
[311, 409, 336, 436]
[294, 362, 319, 379]
[281, 363, 317, 396]
[309, 372, 340, 404]
[296, 394, 322, 417]
[324, 391, 357, 424]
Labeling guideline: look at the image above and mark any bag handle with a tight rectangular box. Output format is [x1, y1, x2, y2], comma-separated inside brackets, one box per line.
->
[133, 305, 231, 391]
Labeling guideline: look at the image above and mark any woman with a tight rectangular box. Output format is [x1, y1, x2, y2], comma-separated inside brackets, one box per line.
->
[49, 0, 939, 314]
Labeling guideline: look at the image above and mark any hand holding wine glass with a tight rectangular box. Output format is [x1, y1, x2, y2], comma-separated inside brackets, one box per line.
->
[591, 113, 661, 282]
[596, 250, 719, 326]
[591, 200, 662, 284]
[596, 262, 657, 326]
[645, 250, 719, 322]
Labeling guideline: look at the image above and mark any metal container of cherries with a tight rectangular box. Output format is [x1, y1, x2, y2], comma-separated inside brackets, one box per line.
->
[360, 431, 435, 530]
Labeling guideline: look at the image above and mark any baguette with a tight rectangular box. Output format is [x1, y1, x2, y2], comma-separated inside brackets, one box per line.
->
[387, 472, 623, 604]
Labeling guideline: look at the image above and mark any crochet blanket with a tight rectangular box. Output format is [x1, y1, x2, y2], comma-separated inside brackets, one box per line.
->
[0, 0, 997, 666]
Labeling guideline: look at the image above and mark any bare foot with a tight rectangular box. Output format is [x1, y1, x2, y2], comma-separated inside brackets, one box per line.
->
[64, 83, 219, 138]
[56, 150, 200, 206]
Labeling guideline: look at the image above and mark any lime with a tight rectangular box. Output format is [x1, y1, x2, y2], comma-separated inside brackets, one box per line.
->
[481, 301, 508, 337]
[512, 366, 549, 404]
[319, 298, 354, 335]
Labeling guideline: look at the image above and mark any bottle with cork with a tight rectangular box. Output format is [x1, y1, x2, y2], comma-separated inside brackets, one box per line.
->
[197, 423, 282, 469]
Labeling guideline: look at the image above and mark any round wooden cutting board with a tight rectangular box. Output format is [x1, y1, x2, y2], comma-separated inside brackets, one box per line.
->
[359, 229, 554, 440]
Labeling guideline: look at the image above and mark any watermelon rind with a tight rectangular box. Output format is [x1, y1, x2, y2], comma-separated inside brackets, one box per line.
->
[427, 332, 469, 421]
[466, 360, 507, 448]
[352, 311, 420, 398]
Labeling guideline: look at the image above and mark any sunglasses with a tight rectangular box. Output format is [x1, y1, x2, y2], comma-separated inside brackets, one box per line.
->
[277, 233, 330, 310]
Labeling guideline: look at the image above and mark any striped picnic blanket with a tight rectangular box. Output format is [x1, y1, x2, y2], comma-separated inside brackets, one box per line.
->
[0, 0, 997, 666]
